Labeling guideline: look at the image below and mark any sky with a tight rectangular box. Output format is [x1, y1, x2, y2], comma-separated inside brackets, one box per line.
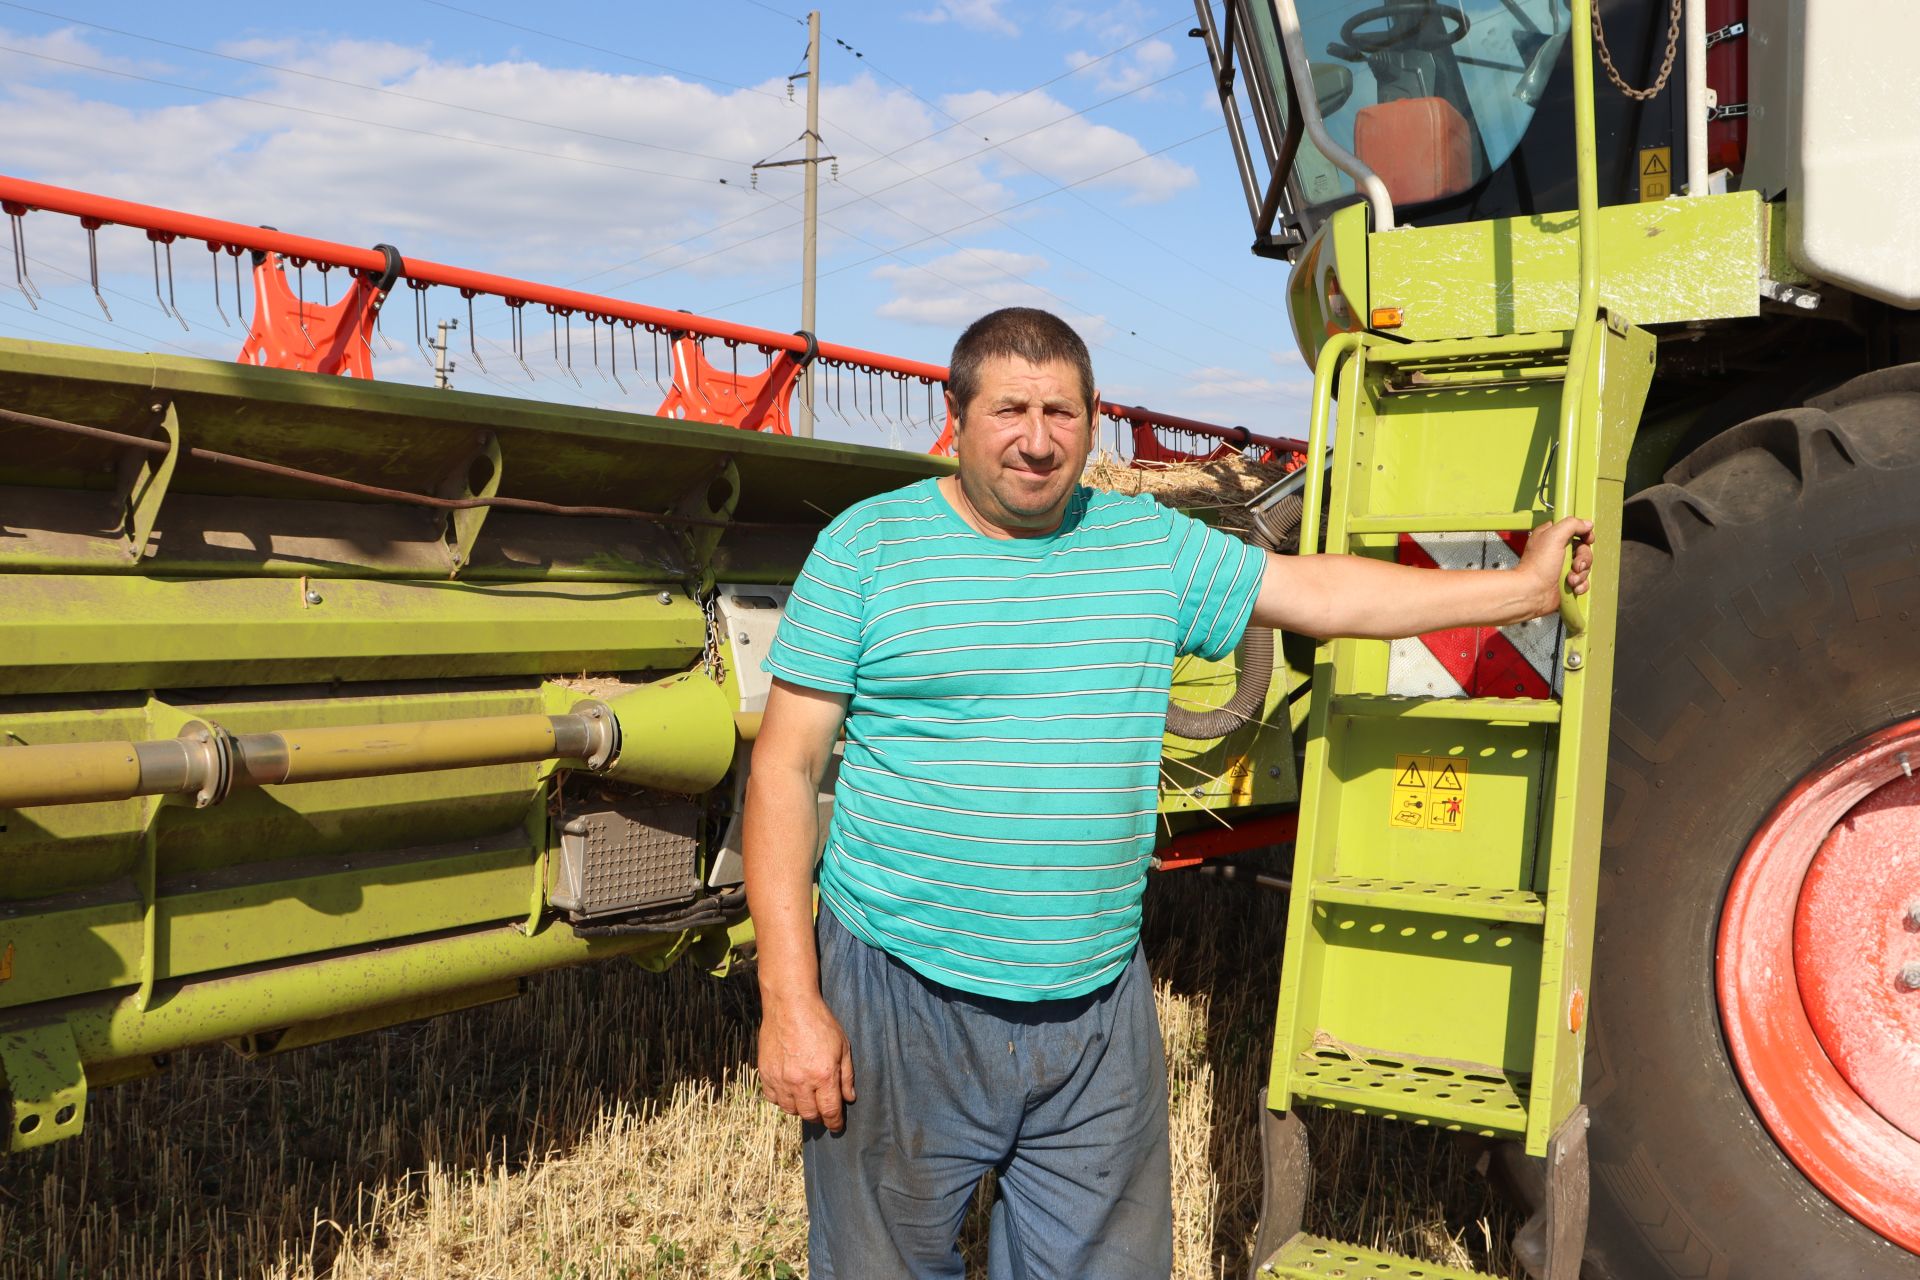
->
[0, 0, 1314, 451]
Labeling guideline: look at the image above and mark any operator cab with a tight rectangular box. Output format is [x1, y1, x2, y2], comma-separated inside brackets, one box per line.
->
[1210, 0, 1695, 252]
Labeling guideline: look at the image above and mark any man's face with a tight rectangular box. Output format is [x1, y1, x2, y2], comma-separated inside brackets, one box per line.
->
[948, 354, 1095, 535]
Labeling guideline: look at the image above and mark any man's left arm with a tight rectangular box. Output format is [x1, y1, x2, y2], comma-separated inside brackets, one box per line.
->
[1249, 516, 1594, 640]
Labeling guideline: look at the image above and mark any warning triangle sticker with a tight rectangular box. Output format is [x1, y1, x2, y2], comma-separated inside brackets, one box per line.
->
[1432, 762, 1463, 791]
[1641, 152, 1668, 175]
[1396, 759, 1425, 788]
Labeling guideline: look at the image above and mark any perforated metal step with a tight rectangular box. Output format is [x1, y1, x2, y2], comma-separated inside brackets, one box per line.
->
[1312, 876, 1546, 925]
[1329, 693, 1561, 724]
[1259, 1233, 1492, 1279]
[1290, 1047, 1530, 1137]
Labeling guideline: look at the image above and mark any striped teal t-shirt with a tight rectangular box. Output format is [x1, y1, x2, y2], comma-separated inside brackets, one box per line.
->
[764, 477, 1266, 1001]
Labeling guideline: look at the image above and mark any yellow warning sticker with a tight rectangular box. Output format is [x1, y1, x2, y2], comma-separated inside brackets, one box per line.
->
[1638, 146, 1672, 202]
[1225, 753, 1255, 804]
[1389, 754, 1469, 832]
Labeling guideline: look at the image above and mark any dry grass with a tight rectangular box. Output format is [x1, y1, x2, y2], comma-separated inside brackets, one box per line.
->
[1082, 453, 1296, 534]
[0, 870, 1517, 1279]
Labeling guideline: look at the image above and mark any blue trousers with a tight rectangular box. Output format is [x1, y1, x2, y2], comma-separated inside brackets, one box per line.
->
[802, 904, 1173, 1279]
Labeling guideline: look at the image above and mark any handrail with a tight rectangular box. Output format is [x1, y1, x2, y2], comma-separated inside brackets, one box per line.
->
[1269, 0, 1396, 231]
[1554, 0, 1603, 639]
[1684, 0, 1709, 197]
[1297, 330, 1364, 559]
[0, 173, 1298, 455]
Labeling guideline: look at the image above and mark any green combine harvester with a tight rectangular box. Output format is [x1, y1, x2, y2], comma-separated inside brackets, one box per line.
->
[1194, 0, 1920, 1276]
[5, 0, 1920, 1275]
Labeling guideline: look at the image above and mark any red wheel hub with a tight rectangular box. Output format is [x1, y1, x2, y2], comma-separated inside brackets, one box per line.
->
[1720, 720, 1920, 1254]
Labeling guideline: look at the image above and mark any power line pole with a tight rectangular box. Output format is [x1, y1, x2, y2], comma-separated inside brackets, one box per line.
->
[799, 9, 821, 437]
[755, 13, 833, 437]
[431, 318, 458, 390]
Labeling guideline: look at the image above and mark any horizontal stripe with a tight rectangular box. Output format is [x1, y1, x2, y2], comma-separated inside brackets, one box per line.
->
[765, 477, 1265, 1002]
[842, 761, 1145, 796]
[836, 824, 1145, 874]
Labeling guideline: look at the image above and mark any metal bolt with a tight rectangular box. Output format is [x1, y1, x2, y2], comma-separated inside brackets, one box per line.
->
[1268, 765, 1283, 779]
[657, 591, 673, 605]
[1564, 650, 1585, 671]
[450, 549, 464, 565]
[149, 402, 164, 413]
[736, 631, 752, 646]
[304, 589, 323, 606]
[1906, 902, 1920, 931]
[1898, 962, 1920, 992]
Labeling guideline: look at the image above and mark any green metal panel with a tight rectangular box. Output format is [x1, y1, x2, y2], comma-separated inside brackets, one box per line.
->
[53, 919, 682, 1066]
[0, 1021, 86, 1152]
[0, 574, 707, 695]
[1366, 191, 1763, 341]
[0, 836, 536, 1009]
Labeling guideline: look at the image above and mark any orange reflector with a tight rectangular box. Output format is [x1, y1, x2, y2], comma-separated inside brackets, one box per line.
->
[1371, 306, 1405, 330]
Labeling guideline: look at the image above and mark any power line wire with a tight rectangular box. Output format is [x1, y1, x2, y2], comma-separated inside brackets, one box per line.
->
[708, 125, 1223, 315]
[592, 59, 1204, 296]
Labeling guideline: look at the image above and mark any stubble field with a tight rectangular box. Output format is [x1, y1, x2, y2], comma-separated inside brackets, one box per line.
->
[0, 868, 1518, 1279]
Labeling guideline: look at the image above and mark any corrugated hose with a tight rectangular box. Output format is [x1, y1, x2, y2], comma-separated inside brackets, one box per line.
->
[1163, 491, 1303, 742]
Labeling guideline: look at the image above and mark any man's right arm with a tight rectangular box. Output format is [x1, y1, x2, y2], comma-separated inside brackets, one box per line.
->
[743, 677, 854, 1132]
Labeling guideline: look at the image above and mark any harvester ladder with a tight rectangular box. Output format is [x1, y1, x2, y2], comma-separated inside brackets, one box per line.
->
[1258, 316, 1652, 1280]
[1253, 0, 1661, 1270]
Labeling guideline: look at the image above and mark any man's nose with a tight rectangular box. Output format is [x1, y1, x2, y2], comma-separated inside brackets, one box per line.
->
[1018, 411, 1054, 455]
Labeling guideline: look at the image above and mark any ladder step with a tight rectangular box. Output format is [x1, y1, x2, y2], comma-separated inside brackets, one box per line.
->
[1363, 329, 1568, 366]
[1344, 511, 1539, 536]
[1291, 1047, 1530, 1137]
[1260, 1232, 1494, 1280]
[1330, 693, 1561, 724]
[1313, 875, 1547, 925]
[1381, 363, 1568, 393]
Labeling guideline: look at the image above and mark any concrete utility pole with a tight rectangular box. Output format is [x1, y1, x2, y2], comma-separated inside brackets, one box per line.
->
[753, 11, 833, 436]
[431, 318, 458, 390]
[798, 9, 822, 437]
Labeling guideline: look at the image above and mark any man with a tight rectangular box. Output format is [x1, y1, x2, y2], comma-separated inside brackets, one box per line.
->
[744, 308, 1591, 1278]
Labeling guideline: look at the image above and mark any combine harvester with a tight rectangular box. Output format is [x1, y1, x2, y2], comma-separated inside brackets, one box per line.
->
[1191, 0, 1920, 1276]
[6, 0, 1920, 1275]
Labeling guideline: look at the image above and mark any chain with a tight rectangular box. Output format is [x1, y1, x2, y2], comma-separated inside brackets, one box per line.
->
[1592, 0, 1683, 101]
[699, 588, 726, 686]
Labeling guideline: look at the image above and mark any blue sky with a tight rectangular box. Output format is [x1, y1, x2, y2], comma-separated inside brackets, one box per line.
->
[0, 0, 1312, 449]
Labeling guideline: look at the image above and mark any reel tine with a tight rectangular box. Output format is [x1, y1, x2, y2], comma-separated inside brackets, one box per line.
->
[83, 221, 112, 321]
[166, 239, 188, 332]
[464, 289, 487, 374]
[607, 317, 626, 394]
[150, 236, 174, 321]
[207, 241, 229, 328]
[6, 205, 41, 308]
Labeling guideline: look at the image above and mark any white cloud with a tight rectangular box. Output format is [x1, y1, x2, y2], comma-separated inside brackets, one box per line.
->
[1052, 1, 1154, 43]
[871, 246, 1113, 345]
[934, 88, 1196, 203]
[1065, 37, 1177, 96]
[907, 0, 1021, 37]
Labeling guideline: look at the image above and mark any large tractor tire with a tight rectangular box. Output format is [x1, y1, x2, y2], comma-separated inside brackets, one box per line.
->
[1574, 367, 1920, 1278]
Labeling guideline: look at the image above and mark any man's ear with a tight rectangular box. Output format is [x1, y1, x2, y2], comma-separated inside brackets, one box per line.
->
[944, 390, 962, 434]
